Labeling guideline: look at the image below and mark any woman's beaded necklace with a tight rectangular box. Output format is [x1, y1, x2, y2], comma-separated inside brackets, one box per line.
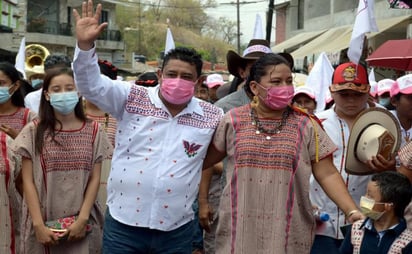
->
[250, 107, 290, 140]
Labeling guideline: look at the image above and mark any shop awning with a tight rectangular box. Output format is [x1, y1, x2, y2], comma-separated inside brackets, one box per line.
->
[291, 26, 352, 60]
[368, 15, 411, 39]
[291, 25, 352, 68]
[271, 30, 327, 53]
[290, 15, 412, 70]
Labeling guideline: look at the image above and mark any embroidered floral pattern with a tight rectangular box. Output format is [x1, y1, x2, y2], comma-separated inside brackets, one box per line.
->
[183, 140, 202, 157]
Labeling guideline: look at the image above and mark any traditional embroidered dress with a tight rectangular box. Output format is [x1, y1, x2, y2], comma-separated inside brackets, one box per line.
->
[0, 107, 36, 253]
[0, 107, 36, 132]
[86, 113, 116, 213]
[398, 143, 412, 230]
[399, 141, 412, 169]
[12, 120, 113, 254]
[0, 132, 20, 253]
[213, 105, 337, 254]
[85, 113, 117, 147]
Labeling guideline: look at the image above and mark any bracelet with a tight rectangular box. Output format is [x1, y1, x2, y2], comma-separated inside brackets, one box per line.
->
[346, 209, 359, 218]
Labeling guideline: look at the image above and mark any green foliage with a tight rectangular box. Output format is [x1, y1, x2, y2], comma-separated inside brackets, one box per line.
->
[114, 0, 235, 64]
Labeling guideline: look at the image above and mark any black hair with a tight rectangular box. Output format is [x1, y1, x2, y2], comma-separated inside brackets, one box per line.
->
[98, 59, 118, 80]
[0, 62, 27, 107]
[392, 92, 412, 102]
[162, 47, 203, 78]
[244, 53, 292, 95]
[18, 78, 35, 98]
[44, 55, 72, 71]
[36, 67, 87, 154]
[371, 171, 412, 217]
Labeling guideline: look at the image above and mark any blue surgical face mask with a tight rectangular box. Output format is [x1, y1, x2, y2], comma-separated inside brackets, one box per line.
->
[49, 91, 79, 115]
[31, 79, 43, 89]
[0, 86, 12, 104]
[378, 97, 391, 107]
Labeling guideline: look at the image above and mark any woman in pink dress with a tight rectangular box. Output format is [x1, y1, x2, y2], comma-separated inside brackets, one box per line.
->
[13, 67, 112, 254]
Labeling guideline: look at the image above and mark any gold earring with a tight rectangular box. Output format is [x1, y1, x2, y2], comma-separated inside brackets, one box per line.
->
[251, 95, 259, 109]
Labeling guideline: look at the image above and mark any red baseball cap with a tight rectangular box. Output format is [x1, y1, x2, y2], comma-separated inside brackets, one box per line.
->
[330, 62, 370, 93]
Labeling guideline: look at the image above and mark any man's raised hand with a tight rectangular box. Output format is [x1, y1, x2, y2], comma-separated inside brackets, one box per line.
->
[73, 0, 108, 50]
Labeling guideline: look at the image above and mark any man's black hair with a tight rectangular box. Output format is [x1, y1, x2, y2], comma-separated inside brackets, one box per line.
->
[162, 47, 202, 77]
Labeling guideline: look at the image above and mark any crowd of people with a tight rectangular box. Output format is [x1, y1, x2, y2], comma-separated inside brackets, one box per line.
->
[1, 0, 412, 253]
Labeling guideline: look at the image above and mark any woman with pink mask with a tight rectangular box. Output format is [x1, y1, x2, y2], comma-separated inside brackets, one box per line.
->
[200, 53, 363, 254]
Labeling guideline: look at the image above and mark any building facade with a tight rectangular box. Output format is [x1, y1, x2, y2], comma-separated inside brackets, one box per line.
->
[272, 0, 412, 73]
[0, 0, 124, 65]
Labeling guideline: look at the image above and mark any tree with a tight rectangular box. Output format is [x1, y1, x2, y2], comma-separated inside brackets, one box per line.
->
[145, 0, 213, 33]
[203, 17, 237, 45]
[114, 0, 234, 64]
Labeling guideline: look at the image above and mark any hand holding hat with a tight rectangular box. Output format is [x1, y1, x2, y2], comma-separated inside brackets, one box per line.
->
[345, 107, 401, 175]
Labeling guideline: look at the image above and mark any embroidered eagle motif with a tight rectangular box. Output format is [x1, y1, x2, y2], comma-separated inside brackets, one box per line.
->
[183, 140, 202, 158]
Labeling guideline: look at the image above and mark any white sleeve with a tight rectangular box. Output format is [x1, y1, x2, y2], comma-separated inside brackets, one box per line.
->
[72, 43, 132, 119]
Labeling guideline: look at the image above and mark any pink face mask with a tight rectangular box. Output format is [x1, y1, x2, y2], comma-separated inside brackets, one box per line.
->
[257, 84, 294, 110]
[160, 77, 196, 105]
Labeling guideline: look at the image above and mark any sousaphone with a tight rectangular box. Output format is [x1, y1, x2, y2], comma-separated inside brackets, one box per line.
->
[25, 44, 50, 70]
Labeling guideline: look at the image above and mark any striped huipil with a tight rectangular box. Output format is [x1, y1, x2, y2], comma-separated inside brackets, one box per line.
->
[213, 105, 337, 254]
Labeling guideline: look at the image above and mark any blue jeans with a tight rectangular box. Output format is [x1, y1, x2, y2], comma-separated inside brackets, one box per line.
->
[103, 209, 194, 254]
[310, 235, 342, 254]
[191, 198, 204, 251]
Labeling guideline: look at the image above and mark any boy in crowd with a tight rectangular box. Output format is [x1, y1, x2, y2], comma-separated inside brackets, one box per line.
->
[340, 171, 412, 254]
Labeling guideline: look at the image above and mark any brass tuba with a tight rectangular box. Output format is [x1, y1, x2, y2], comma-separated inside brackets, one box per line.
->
[25, 44, 50, 69]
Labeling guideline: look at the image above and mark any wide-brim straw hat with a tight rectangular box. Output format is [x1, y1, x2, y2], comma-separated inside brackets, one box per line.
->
[345, 107, 401, 175]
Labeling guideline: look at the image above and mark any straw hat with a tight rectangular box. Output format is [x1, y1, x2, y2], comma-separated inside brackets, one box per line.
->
[345, 107, 401, 175]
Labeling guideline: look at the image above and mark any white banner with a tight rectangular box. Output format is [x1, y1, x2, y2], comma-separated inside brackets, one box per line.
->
[15, 37, 26, 79]
[347, 0, 378, 64]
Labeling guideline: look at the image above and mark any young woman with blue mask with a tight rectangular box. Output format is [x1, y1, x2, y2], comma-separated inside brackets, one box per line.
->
[0, 62, 37, 139]
[12, 67, 113, 254]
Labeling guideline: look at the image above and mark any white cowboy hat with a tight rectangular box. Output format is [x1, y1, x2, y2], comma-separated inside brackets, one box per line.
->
[345, 107, 401, 175]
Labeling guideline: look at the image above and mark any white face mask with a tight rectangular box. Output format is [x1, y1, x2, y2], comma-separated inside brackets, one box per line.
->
[359, 196, 386, 220]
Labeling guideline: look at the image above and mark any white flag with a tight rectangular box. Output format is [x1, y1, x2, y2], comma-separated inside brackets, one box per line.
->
[347, 0, 378, 64]
[15, 37, 26, 79]
[305, 52, 334, 112]
[368, 67, 376, 82]
[253, 14, 264, 39]
[165, 27, 175, 55]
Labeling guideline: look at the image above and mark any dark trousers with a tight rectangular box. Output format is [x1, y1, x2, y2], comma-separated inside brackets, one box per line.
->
[103, 209, 194, 254]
